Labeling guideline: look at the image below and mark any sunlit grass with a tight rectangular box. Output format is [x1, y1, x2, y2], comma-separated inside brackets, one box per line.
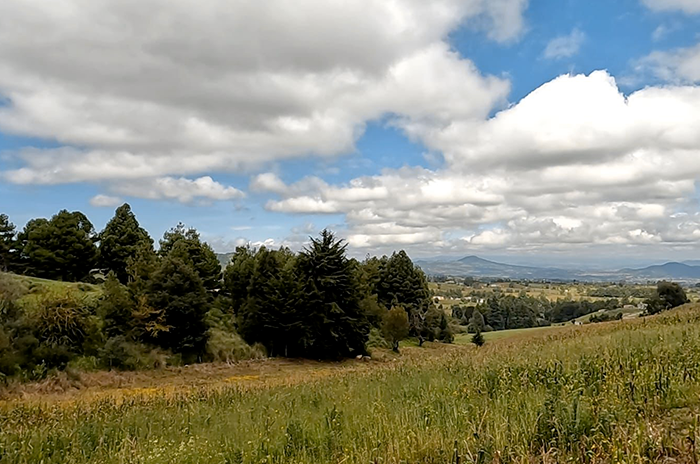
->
[2, 306, 700, 463]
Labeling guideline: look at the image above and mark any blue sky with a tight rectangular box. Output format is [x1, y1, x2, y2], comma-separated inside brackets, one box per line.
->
[1, 0, 700, 266]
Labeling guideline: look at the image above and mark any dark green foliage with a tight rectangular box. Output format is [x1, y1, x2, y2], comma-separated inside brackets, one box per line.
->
[222, 246, 256, 313]
[99, 272, 135, 338]
[126, 241, 160, 295]
[146, 252, 209, 361]
[0, 214, 17, 272]
[657, 281, 688, 309]
[471, 330, 485, 347]
[235, 231, 371, 359]
[159, 223, 221, 292]
[99, 204, 153, 284]
[645, 281, 688, 314]
[362, 250, 450, 344]
[437, 312, 454, 343]
[237, 247, 305, 357]
[589, 311, 623, 323]
[295, 230, 370, 358]
[19, 210, 98, 281]
[376, 251, 432, 319]
[469, 309, 485, 333]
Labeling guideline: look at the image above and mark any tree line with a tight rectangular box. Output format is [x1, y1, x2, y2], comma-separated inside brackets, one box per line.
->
[0, 206, 452, 380]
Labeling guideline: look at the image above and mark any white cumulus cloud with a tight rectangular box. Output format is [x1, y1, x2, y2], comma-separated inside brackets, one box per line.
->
[0, 0, 524, 190]
[111, 176, 245, 204]
[262, 71, 700, 254]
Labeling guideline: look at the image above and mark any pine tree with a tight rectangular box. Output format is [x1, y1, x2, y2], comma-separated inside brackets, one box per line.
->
[0, 214, 17, 272]
[223, 246, 256, 313]
[146, 251, 209, 361]
[237, 247, 305, 356]
[375, 250, 438, 341]
[470, 309, 485, 333]
[20, 210, 98, 281]
[471, 330, 485, 347]
[99, 204, 153, 284]
[126, 241, 159, 295]
[99, 272, 135, 338]
[159, 223, 221, 292]
[296, 230, 369, 358]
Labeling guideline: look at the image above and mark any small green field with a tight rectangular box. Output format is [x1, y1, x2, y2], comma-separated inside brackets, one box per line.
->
[3, 305, 700, 463]
[454, 325, 561, 343]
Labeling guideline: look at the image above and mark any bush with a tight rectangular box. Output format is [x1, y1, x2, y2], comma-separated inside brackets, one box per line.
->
[30, 290, 97, 349]
[100, 336, 168, 370]
[367, 327, 391, 349]
[205, 328, 266, 363]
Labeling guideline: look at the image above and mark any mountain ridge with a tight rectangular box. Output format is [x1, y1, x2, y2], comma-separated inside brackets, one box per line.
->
[417, 256, 700, 282]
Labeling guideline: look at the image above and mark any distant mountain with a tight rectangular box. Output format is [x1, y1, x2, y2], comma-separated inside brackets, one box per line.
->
[683, 260, 700, 267]
[416, 255, 579, 281]
[416, 256, 700, 282]
[619, 262, 700, 280]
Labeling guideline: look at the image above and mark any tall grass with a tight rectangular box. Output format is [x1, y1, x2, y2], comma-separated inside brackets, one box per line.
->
[3, 308, 700, 463]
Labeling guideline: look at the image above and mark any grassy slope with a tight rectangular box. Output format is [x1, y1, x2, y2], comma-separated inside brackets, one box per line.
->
[3, 305, 700, 463]
[2, 272, 102, 309]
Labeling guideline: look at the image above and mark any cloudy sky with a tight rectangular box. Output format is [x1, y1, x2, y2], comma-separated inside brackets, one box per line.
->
[1, 0, 700, 266]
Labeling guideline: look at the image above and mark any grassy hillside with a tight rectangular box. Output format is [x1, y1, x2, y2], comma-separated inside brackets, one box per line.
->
[1, 272, 102, 309]
[2, 305, 700, 463]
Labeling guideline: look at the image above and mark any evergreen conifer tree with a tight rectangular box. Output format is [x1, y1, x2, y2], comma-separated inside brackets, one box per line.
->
[159, 223, 221, 292]
[146, 247, 209, 361]
[20, 210, 98, 281]
[296, 230, 369, 358]
[0, 214, 17, 272]
[99, 204, 153, 283]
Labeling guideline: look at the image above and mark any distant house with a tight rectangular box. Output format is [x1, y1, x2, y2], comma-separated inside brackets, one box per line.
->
[637, 302, 648, 310]
[573, 320, 583, 326]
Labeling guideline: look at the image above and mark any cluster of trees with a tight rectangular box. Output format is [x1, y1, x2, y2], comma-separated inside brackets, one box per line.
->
[225, 243, 453, 356]
[0, 206, 453, 379]
[644, 281, 688, 314]
[451, 294, 628, 331]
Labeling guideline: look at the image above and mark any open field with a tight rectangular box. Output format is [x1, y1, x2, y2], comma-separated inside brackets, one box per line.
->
[3, 306, 700, 463]
[454, 325, 562, 343]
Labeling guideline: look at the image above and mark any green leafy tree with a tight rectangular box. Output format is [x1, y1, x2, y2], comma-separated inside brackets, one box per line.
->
[0, 214, 17, 272]
[295, 230, 370, 358]
[645, 281, 689, 314]
[657, 281, 688, 309]
[159, 223, 221, 292]
[146, 250, 209, 361]
[99, 204, 153, 284]
[382, 306, 410, 352]
[20, 210, 98, 281]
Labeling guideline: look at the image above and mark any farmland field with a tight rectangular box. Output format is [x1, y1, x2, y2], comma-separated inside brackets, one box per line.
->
[3, 306, 700, 463]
